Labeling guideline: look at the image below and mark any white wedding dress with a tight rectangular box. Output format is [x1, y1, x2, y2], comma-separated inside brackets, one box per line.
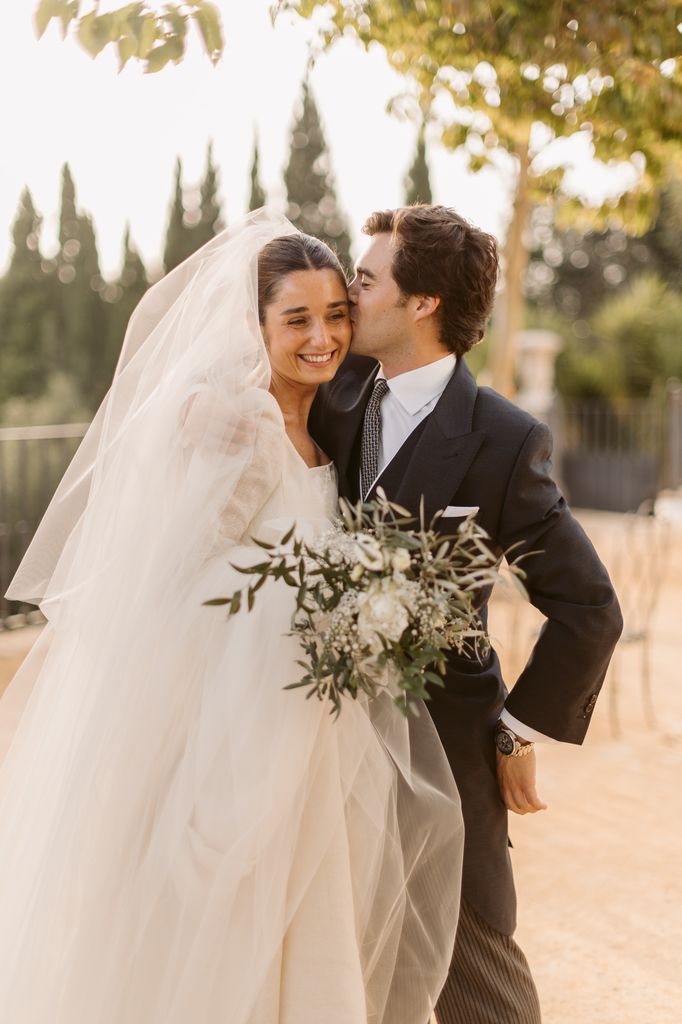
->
[0, 211, 463, 1023]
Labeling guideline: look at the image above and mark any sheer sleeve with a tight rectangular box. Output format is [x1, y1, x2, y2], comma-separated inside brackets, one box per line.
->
[179, 384, 285, 545]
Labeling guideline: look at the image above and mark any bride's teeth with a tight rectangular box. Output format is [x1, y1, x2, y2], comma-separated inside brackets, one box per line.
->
[300, 353, 333, 364]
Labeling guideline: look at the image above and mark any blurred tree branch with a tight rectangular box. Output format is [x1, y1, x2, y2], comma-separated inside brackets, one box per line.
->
[273, 1, 682, 395]
[34, 0, 224, 73]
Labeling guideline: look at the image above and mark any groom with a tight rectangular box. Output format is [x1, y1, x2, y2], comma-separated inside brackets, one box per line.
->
[310, 205, 623, 1023]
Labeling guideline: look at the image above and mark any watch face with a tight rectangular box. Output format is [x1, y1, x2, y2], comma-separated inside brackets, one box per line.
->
[495, 730, 515, 755]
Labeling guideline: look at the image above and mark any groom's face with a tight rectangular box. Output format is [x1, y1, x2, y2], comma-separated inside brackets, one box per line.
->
[348, 234, 411, 361]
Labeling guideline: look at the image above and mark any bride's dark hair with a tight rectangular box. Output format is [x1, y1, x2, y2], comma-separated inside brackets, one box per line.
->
[257, 234, 347, 324]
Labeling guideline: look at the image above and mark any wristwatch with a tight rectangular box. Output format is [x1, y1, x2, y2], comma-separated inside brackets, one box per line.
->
[494, 721, 535, 758]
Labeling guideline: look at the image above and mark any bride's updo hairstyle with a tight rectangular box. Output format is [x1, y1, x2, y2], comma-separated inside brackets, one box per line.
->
[257, 234, 347, 324]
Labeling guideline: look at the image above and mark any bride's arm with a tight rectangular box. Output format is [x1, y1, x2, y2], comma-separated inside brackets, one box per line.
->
[179, 384, 284, 544]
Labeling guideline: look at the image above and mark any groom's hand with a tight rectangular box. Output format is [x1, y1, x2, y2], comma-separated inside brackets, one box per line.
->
[496, 749, 548, 815]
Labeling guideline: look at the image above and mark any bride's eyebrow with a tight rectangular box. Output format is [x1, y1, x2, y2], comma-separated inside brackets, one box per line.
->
[281, 300, 349, 315]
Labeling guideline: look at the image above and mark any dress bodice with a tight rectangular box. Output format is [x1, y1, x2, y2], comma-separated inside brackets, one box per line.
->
[248, 443, 338, 547]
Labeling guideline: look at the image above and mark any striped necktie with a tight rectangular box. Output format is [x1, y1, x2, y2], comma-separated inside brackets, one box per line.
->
[360, 377, 390, 501]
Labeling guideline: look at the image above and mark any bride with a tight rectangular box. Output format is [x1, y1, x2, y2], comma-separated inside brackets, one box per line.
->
[0, 209, 463, 1024]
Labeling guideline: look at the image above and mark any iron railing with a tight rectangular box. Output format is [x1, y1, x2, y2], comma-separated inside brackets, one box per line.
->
[549, 381, 682, 512]
[0, 423, 89, 624]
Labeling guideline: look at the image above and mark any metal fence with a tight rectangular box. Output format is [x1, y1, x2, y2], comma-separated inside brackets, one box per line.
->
[1, 384, 682, 624]
[550, 381, 682, 512]
[0, 423, 89, 623]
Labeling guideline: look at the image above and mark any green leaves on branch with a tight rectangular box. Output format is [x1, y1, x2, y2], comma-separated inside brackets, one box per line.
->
[274, 0, 682, 226]
[34, 1, 225, 73]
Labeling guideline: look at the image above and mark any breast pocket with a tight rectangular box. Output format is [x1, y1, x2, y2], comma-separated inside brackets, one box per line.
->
[440, 505, 480, 518]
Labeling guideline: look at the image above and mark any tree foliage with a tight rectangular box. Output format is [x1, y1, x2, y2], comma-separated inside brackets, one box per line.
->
[403, 128, 433, 206]
[193, 141, 223, 248]
[527, 179, 682, 321]
[55, 164, 109, 406]
[555, 273, 682, 400]
[163, 148, 223, 273]
[0, 175, 149, 419]
[275, 1, 682, 393]
[105, 225, 149, 388]
[0, 190, 54, 405]
[34, 0, 224, 73]
[284, 81, 353, 269]
[248, 138, 267, 211]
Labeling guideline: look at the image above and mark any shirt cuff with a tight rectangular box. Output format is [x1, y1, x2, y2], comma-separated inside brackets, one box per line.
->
[499, 709, 561, 745]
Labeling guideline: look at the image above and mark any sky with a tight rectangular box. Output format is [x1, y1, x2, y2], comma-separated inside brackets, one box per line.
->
[0, 1, 631, 279]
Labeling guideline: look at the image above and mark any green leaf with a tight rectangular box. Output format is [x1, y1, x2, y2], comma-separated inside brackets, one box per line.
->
[202, 597, 229, 606]
[117, 33, 138, 70]
[280, 524, 296, 546]
[77, 12, 115, 57]
[145, 36, 184, 73]
[192, 2, 224, 64]
[35, 0, 79, 39]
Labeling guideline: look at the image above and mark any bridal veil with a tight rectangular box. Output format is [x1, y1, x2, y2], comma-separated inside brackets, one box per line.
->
[0, 209, 463, 1023]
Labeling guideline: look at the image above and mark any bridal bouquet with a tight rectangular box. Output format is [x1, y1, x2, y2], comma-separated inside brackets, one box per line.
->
[205, 492, 524, 716]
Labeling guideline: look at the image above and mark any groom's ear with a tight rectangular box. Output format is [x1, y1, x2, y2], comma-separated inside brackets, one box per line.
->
[413, 294, 441, 321]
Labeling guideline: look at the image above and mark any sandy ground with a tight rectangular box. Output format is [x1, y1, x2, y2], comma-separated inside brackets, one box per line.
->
[1, 509, 680, 1022]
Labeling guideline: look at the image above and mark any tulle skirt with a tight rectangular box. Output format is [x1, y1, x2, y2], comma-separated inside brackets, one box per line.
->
[0, 547, 463, 1023]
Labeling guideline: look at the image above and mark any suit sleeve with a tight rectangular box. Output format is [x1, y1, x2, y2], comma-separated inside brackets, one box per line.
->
[497, 421, 623, 743]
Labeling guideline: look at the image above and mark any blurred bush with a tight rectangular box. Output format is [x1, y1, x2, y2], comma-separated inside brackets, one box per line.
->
[555, 274, 682, 400]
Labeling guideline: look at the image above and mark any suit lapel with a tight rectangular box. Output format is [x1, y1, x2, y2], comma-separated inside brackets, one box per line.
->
[368, 357, 485, 525]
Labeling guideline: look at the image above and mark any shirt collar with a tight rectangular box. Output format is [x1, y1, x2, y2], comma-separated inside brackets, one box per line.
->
[377, 354, 457, 416]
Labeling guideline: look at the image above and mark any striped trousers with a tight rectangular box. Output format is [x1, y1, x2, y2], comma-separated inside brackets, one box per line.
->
[434, 899, 542, 1024]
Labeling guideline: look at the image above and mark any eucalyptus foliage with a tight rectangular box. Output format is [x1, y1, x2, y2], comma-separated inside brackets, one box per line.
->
[205, 493, 522, 717]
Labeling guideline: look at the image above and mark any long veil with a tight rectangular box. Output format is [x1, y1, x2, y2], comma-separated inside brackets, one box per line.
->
[0, 209, 463, 1023]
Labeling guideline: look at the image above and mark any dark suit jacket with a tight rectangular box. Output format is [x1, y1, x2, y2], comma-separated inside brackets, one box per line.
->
[310, 354, 623, 935]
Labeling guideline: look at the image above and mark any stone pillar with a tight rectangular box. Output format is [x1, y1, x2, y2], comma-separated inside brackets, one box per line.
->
[515, 329, 561, 422]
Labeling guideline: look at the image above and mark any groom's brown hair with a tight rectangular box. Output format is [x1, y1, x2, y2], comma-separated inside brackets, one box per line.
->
[362, 205, 499, 357]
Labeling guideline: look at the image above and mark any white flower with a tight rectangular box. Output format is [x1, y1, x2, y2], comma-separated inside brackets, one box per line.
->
[350, 562, 365, 582]
[357, 579, 410, 653]
[354, 534, 385, 572]
[391, 548, 411, 573]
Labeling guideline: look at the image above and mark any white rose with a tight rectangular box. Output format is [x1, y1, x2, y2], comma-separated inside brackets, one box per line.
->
[354, 534, 385, 572]
[357, 579, 410, 653]
[391, 548, 411, 573]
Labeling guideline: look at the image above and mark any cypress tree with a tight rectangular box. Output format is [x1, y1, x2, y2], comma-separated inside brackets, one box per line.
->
[55, 163, 107, 409]
[284, 82, 352, 269]
[193, 141, 223, 249]
[102, 225, 149, 399]
[248, 138, 266, 211]
[163, 158, 198, 273]
[404, 129, 433, 206]
[0, 189, 53, 406]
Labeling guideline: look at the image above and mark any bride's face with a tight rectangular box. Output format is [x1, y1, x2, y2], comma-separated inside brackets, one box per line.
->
[261, 269, 351, 387]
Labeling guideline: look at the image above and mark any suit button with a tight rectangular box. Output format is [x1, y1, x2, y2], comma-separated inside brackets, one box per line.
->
[582, 694, 598, 717]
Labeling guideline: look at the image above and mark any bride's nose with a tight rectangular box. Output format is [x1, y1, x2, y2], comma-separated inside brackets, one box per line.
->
[308, 320, 333, 348]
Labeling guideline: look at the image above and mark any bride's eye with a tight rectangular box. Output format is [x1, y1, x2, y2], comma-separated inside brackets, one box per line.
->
[288, 318, 307, 327]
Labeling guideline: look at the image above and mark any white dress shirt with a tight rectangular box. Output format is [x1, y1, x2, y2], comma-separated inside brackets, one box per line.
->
[371, 354, 558, 745]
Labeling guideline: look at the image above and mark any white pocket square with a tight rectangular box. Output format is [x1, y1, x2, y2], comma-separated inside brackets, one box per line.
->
[441, 505, 480, 517]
